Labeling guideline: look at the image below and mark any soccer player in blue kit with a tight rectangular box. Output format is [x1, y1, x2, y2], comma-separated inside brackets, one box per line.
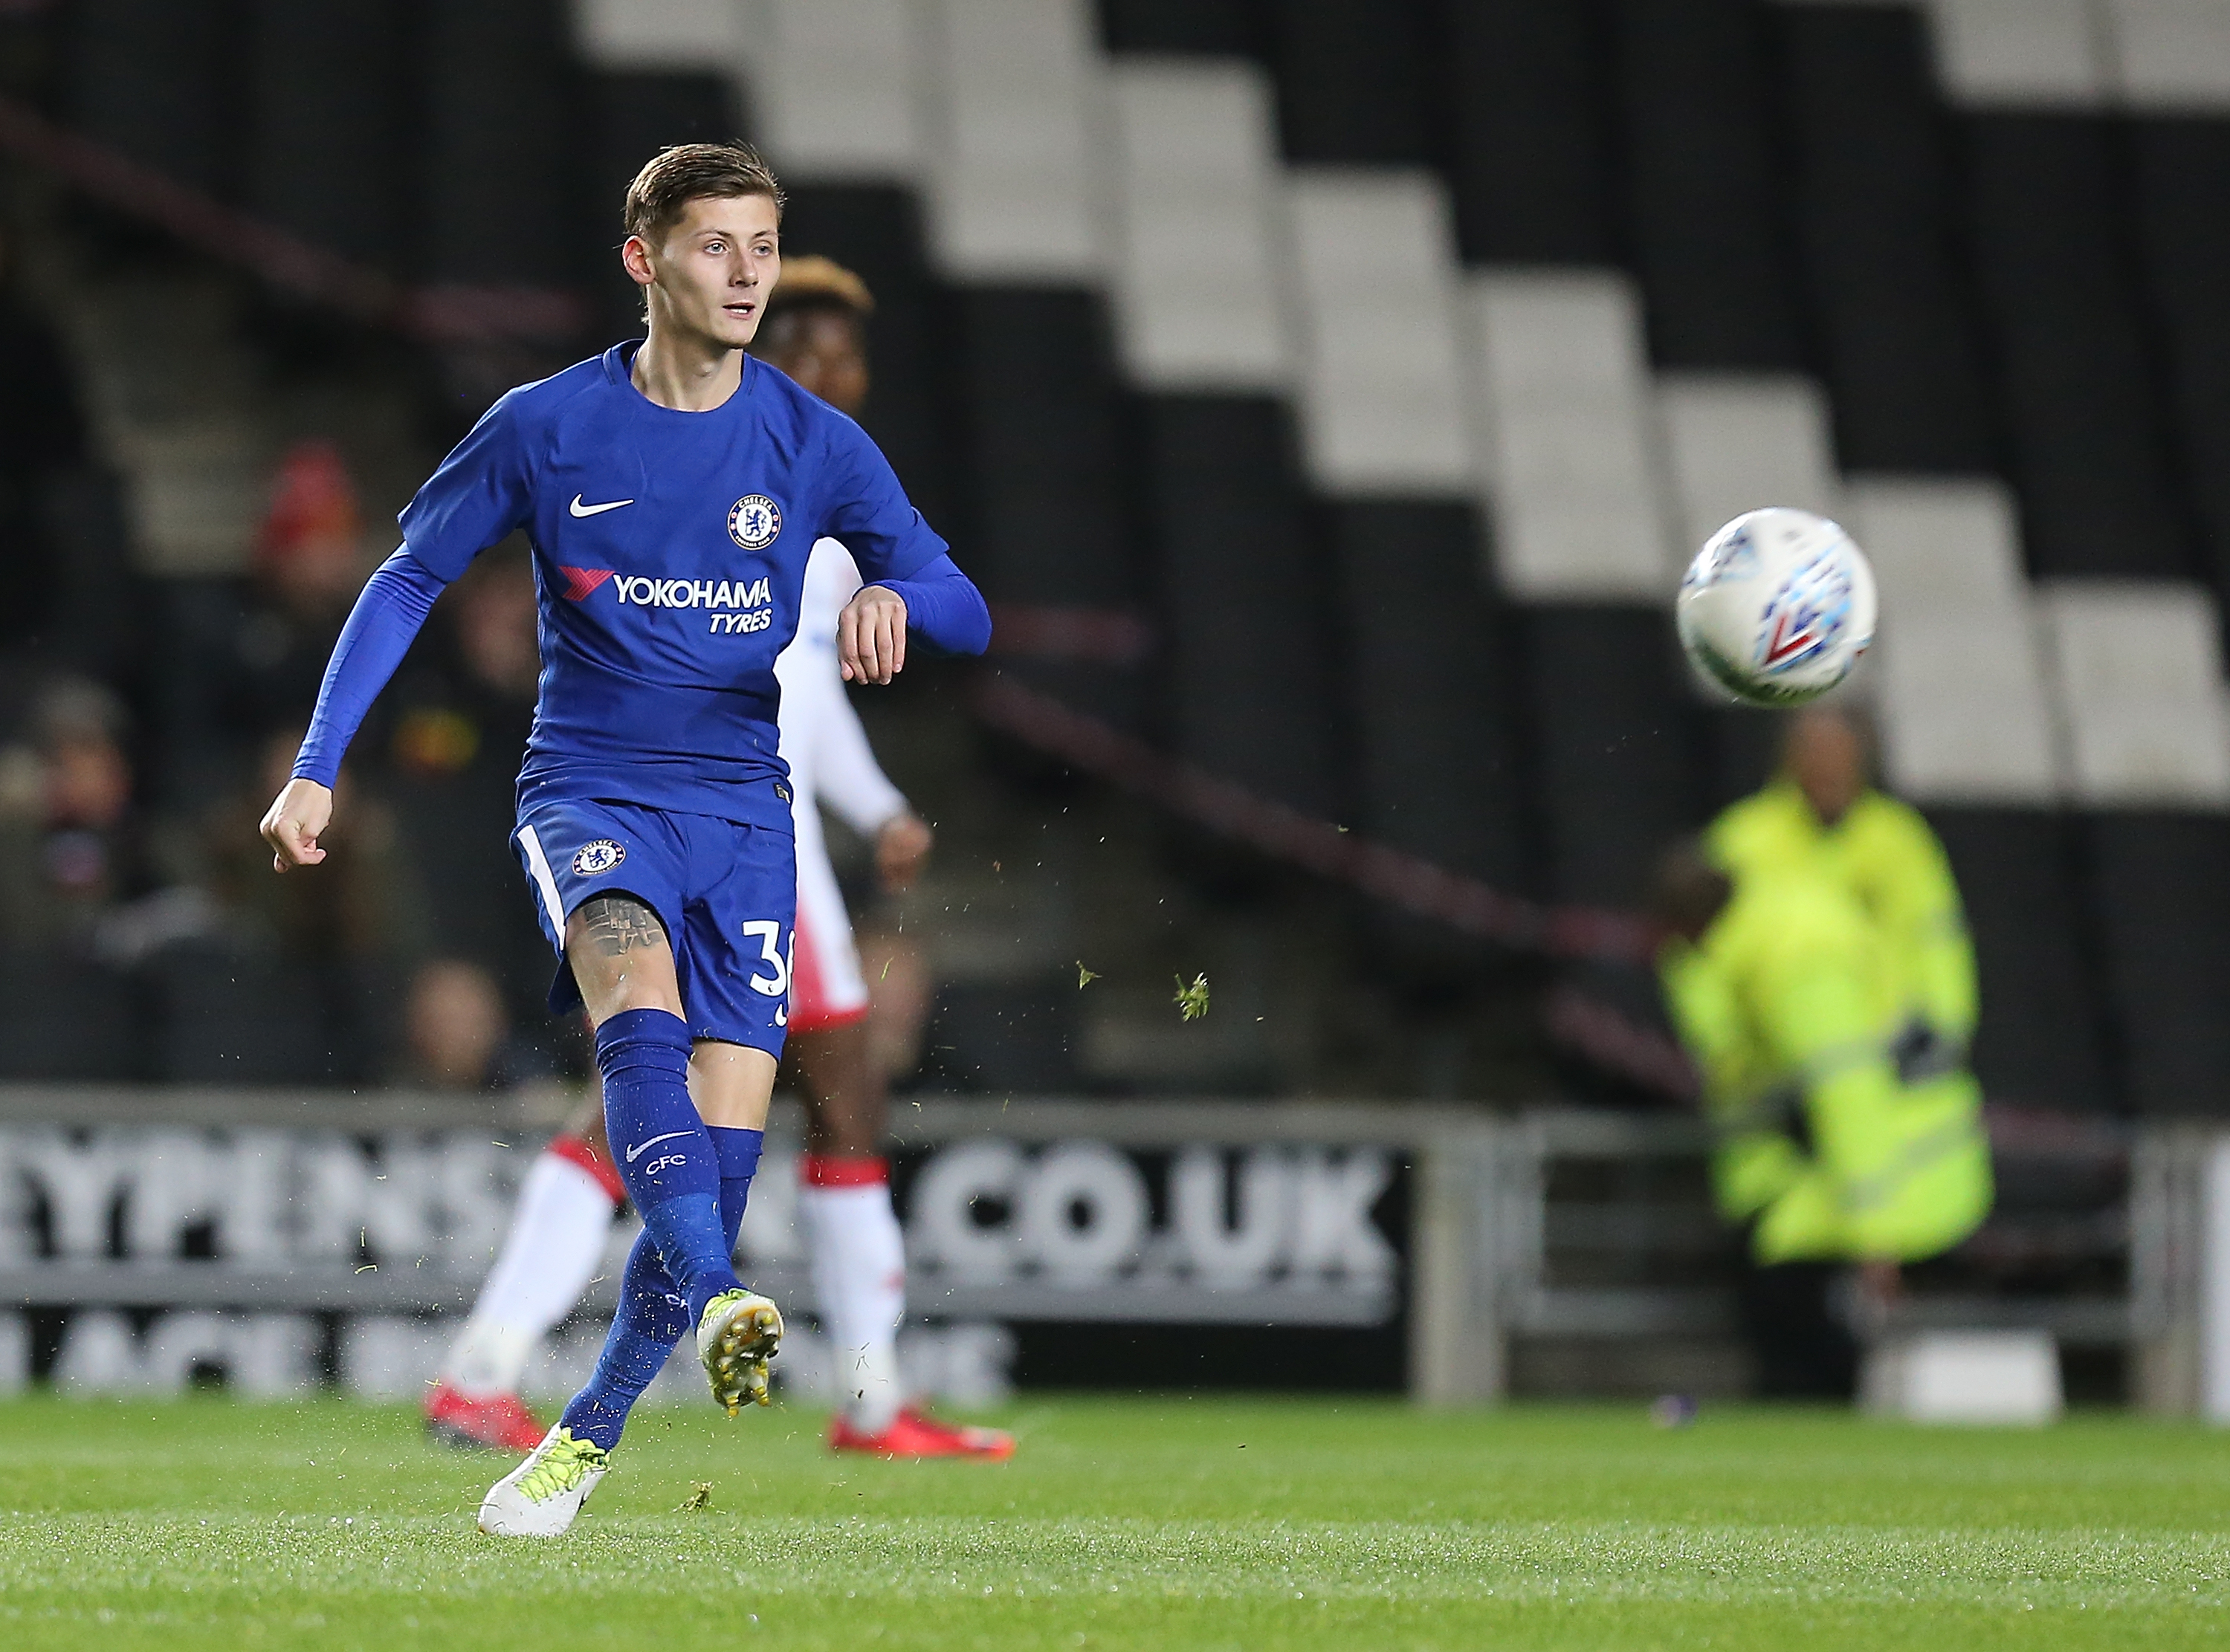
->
[259, 143, 990, 1537]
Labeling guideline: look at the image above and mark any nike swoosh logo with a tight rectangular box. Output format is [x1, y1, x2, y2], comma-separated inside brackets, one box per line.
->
[624, 1130, 690, 1164]
[570, 494, 635, 517]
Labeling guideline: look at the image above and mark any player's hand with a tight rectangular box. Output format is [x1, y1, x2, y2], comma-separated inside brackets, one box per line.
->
[875, 812, 934, 892]
[260, 777, 334, 874]
[838, 585, 908, 684]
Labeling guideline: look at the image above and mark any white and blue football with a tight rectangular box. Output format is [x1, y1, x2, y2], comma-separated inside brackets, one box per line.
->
[1675, 507, 1877, 707]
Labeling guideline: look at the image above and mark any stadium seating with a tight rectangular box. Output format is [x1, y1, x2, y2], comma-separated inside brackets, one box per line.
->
[1962, 114, 2192, 580]
[416, 0, 579, 290]
[1435, 0, 1619, 265]
[1608, 0, 1805, 371]
[1776, 4, 1996, 473]
[1842, 480, 2058, 804]
[1134, 396, 1341, 818]
[2129, 117, 2230, 603]
[242, 1, 410, 268]
[46, 0, 2230, 1115]
[67, 0, 230, 194]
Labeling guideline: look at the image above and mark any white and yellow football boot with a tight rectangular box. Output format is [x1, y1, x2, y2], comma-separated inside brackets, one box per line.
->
[477, 1425, 610, 1538]
[697, 1288, 783, 1415]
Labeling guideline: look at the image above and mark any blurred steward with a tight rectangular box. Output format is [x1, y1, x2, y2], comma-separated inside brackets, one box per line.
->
[161, 440, 372, 809]
[1708, 706, 1977, 1084]
[381, 541, 554, 1031]
[1651, 838, 1992, 1400]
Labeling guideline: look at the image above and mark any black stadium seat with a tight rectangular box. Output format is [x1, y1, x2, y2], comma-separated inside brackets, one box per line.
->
[1267, 0, 1432, 166]
[1926, 809, 2113, 1115]
[947, 288, 1144, 728]
[0, 959, 141, 1081]
[2082, 813, 2230, 1117]
[1096, 0, 1265, 58]
[1432, 0, 1619, 266]
[68, 0, 232, 195]
[1775, 4, 1995, 473]
[2128, 118, 2230, 606]
[781, 187, 956, 531]
[1137, 397, 1342, 820]
[1959, 115, 2193, 580]
[947, 290, 1131, 615]
[416, 0, 578, 291]
[140, 939, 347, 1086]
[243, 0, 411, 269]
[1328, 502, 1526, 893]
[1516, 606, 1706, 910]
[1606, 0, 1806, 370]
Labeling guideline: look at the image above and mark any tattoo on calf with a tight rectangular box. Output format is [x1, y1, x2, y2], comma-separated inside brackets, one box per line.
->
[580, 896, 667, 958]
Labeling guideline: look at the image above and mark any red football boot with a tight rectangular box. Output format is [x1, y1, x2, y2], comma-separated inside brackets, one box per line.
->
[422, 1381, 546, 1453]
[829, 1407, 1016, 1460]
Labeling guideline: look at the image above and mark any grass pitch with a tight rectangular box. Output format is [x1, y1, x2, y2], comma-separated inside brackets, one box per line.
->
[1, 1394, 2227, 1650]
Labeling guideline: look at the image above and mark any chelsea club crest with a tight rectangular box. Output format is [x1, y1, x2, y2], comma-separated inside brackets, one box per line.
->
[728, 494, 782, 550]
[572, 839, 626, 876]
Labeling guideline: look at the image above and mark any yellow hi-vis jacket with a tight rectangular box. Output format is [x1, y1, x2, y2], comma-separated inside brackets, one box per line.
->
[1658, 867, 1992, 1265]
[1707, 780, 1977, 1050]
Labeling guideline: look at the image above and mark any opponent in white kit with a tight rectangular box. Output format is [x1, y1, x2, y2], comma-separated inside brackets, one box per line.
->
[421, 256, 1012, 1463]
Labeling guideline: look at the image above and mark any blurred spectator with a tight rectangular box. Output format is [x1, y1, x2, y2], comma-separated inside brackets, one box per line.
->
[404, 959, 506, 1087]
[381, 541, 553, 1032]
[399, 956, 561, 1097]
[209, 727, 414, 967]
[0, 676, 161, 949]
[176, 728, 421, 1082]
[159, 439, 372, 809]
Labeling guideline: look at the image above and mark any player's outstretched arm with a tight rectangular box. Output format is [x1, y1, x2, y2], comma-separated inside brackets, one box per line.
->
[261, 777, 334, 874]
[259, 548, 452, 872]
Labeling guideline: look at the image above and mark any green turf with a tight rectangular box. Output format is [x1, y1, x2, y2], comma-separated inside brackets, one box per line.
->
[1, 1393, 2226, 1650]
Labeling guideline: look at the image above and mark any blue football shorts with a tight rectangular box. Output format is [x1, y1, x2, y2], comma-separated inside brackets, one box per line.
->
[512, 797, 798, 1057]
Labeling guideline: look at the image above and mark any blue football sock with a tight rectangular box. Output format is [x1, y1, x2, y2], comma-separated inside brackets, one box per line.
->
[709, 1126, 764, 1253]
[558, 1226, 688, 1452]
[595, 1008, 740, 1321]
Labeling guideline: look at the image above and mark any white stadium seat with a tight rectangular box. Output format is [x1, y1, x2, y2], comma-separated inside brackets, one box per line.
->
[1922, 0, 2111, 106]
[1844, 479, 2062, 803]
[1108, 61, 1291, 392]
[1467, 270, 1673, 601]
[921, 0, 1105, 282]
[1655, 375, 1841, 559]
[1284, 170, 1473, 496]
[1843, 476, 2029, 615]
[2105, 0, 2230, 109]
[2040, 580, 2230, 806]
[569, 0, 743, 69]
[746, 0, 925, 182]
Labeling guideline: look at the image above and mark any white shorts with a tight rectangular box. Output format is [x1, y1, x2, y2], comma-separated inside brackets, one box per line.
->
[791, 828, 869, 1034]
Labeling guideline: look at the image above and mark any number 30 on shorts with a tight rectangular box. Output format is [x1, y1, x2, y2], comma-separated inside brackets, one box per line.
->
[742, 920, 792, 1000]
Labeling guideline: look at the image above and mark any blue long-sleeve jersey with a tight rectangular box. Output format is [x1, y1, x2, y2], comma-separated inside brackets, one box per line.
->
[294, 341, 989, 832]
